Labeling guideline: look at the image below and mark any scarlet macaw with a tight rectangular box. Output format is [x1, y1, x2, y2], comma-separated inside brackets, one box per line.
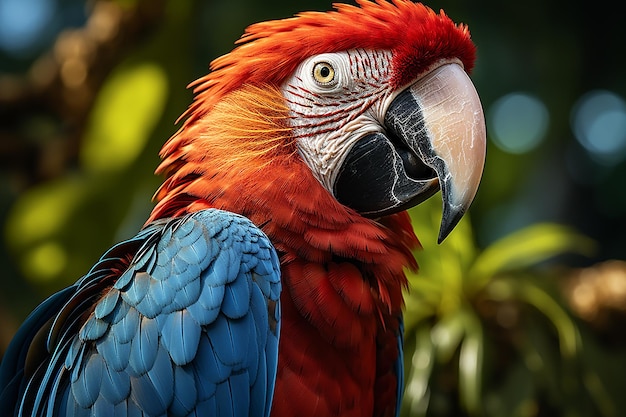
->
[0, 1, 486, 416]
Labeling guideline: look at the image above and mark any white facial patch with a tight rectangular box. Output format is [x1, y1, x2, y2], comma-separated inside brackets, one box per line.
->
[281, 49, 394, 192]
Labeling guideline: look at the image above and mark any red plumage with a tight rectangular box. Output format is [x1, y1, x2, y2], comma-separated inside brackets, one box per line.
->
[147, 1, 477, 415]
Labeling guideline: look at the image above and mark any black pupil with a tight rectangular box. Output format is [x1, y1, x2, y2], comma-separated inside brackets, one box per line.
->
[320, 66, 330, 78]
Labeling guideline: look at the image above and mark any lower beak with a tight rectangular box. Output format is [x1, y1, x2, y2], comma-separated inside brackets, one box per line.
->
[334, 63, 486, 242]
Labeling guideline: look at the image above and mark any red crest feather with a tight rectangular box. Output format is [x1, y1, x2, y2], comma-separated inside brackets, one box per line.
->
[183, 0, 475, 126]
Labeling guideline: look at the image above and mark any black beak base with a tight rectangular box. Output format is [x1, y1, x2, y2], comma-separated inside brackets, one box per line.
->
[333, 63, 486, 243]
[334, 88, 441, 218]
[333, 130, 439, 217]
[334, 87, 461, 243]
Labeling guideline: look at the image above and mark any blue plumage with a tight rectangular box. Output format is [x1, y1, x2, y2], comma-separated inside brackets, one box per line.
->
[0, 209, 282, 416]
[160, 310, 201, 365]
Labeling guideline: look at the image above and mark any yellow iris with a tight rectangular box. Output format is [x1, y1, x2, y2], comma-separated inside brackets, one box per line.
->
[313, 62, 335, 85]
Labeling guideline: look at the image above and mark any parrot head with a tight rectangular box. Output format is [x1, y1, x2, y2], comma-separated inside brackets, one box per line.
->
[152, 0, 486, 244]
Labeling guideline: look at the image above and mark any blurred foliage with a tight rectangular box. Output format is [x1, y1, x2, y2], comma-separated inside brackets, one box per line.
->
[5, 60, 168, 288]
[402, 198, 624, 416]
[1, 0, 626, 416]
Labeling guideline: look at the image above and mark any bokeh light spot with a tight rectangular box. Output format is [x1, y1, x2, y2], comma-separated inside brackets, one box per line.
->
[24, 242, 68, 282]
[81, 62, 168, 173]
[488, 92, 549, 154]
[0, 0, 54, 53]
[5, 178, 84, 248]
[571, 90, 626, 165]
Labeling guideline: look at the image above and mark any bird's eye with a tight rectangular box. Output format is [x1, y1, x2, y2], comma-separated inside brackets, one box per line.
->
[312, 62, 335, 85]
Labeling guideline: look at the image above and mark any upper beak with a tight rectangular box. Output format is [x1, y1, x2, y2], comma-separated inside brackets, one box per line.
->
[386, 63, 486, 242]
[334, 63, 486, 243]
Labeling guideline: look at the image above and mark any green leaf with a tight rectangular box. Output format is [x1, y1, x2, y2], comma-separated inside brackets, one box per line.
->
[583, 370, 617, 417]
[409, 197, 477, 275]
[469, 223, 595, 292]
[406, 200, 476, 317]
[573, 328, 620, 417]
[403, 294, 438, 332]
[431, 308, 470, 363]
[484, 361, 536, 417]
[511, 277, 580, 359]
[458, 312, 483, 415]
[402, 325, 435, 417]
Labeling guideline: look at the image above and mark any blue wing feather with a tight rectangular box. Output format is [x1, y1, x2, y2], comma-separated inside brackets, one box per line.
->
[395, 318, 405, 417]
[170, 365, 196, 416]
[127, 316, 159, 376]
[99, 361, 130, 404]
[110, 305, 140, 345]
[222, 273, 252, 319]
[0, 209, 281, 417]
[0, 286, 75, 410]
[160, 310, 201, 366]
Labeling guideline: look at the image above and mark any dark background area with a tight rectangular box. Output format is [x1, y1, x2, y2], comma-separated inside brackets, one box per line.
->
[1, 1, 625, 415]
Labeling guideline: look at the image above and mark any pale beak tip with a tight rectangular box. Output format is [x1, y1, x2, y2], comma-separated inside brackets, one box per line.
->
[415, 63, 485, 244]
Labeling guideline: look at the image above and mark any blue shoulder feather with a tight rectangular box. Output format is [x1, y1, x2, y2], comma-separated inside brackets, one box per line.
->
[0, 209, 281, 417]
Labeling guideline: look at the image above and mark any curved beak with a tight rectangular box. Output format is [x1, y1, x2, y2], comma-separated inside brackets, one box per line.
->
[334, 63, 486, 243]
[387, 63, 486, 242]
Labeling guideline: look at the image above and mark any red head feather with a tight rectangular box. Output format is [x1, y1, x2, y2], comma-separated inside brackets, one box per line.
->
[183, 0, 475, 126]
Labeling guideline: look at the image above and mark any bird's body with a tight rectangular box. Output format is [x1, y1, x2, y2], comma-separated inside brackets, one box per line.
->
[149, 85, 419, 416]
[0, 1, 486, 416]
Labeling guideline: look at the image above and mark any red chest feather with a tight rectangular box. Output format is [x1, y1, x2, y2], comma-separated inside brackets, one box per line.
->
[269, 258, 404, 417]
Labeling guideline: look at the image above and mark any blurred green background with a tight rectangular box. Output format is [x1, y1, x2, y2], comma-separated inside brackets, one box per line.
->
[1, 0, 625, 416]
